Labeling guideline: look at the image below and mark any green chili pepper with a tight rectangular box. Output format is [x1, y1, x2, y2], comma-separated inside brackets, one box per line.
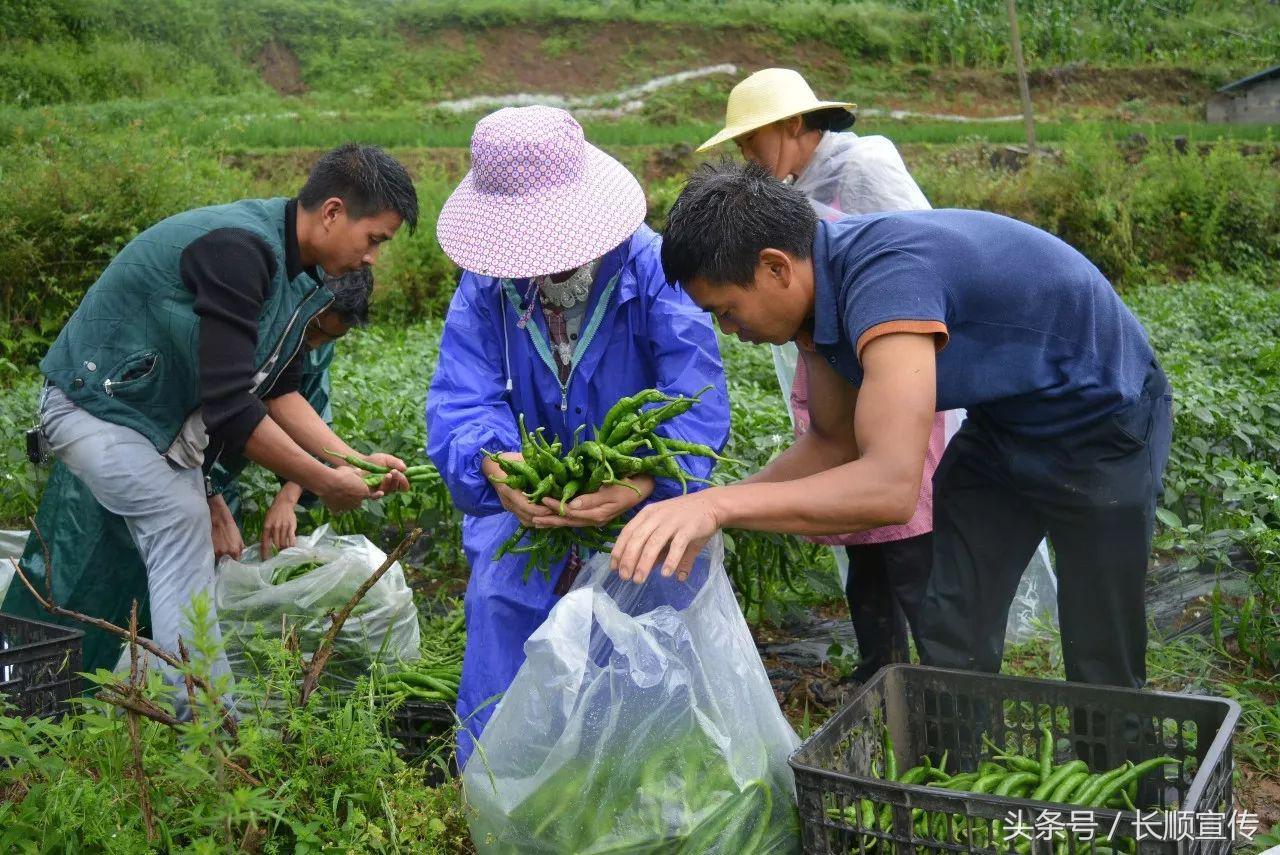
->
[558, 480, 582, 515]
[935, 772, 978, 790]
[1048, 770, 1090, 802]
[996, 772, 1040, 796]
[531, 430, 568, 483]
[323, 449, 388, 473]
[1069, 773, 1110, 806]
[1088, 756, 1177, 808]
[971, 772, 1007, 794]
[898, 765, 929, 786]
[565, 455, 585, 479]
[654, 436, 740, 465]
[488, 451, 541, 486]
[495, 525, 529, 560]
[585, 462, 609, 493]
[525, 474, 556, 503]
[882, 726, 898, 781]
[613, 436, 651, 455]
[995, 755, 1043, 775]
[600, 445, 646, 476]
[1032, 760, 1088, 801]
[598, 389, 673, 439]
[518, 413, 535, 459]
[604, 413, 641, 446]
[602, 478, 644, 498]
[638, 397, 697, 431]
[1039, 726, 1055, 783]
[487, 472, 527, 490]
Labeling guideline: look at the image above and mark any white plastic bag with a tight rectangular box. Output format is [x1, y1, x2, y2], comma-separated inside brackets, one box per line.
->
[214, 525, 419, 681]
[1005, 541, 1059, 644]
[0, 530, 25, 604]
[464, 535, 800, 854]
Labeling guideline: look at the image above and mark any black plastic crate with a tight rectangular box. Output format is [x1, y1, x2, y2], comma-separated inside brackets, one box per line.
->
[790, 665, 1240, 855]
[0, 613, 84, 718]
[388, 696, 454, 762]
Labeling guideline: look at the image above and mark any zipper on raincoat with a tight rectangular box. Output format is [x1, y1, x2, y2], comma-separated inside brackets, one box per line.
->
[501, 271, 620, 433]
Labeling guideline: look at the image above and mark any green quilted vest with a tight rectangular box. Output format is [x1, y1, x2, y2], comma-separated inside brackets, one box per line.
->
[40, 198, 333, 455]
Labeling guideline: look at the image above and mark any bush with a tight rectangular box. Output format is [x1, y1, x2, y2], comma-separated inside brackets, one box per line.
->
[912, 135, 1280, 286]
[1127, 277, 1280, 569]
[0, 134, 248, 381]
[372, 172, 460, 322]
[0, 600, 469, 852]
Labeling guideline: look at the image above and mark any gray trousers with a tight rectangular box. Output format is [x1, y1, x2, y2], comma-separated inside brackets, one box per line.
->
[40, 386, 232, 711]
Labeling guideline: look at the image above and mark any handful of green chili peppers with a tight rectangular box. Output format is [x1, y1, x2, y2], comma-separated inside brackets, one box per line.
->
[484, 385, 735, 582]
[829, 725, 1180, 854]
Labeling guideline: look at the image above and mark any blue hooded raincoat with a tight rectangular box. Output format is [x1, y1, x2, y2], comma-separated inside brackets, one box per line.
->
[425, 225, 730, 768]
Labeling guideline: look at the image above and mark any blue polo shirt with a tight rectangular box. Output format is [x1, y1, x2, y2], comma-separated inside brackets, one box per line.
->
[811, 210, 1155, 437]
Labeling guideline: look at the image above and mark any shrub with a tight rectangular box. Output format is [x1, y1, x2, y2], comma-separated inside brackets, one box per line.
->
[0, 135, 249, 379]
[912, 134, 1280, 286]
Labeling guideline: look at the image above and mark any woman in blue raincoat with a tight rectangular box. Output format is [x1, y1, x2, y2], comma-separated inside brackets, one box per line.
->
[427, 106, 730, 768]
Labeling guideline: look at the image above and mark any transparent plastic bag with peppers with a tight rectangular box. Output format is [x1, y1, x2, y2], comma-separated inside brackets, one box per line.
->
[463, 535, 801, 854]
[214, 525, 420, 682]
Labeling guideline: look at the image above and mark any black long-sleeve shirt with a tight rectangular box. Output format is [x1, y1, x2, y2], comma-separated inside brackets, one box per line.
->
[178, 199, 319, 456]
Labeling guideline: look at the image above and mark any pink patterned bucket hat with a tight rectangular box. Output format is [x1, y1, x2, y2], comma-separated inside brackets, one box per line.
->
[437, 106, 647, 279]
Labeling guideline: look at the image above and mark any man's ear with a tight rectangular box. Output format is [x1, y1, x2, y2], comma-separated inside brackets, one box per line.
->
[759, 247, 792, 288]
[320, 197, 345, 228]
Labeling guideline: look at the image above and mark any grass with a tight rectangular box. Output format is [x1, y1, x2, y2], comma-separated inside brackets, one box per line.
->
[3, 0, 1278, 112]
[7, 91, 1277, 152]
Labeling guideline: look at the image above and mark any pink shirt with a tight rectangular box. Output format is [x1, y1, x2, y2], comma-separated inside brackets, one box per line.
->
[790, 354, 945, 545]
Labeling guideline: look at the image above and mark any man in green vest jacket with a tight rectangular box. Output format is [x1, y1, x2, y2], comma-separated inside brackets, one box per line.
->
[10, 269, 373, 677]
[6, 144, 418, 714]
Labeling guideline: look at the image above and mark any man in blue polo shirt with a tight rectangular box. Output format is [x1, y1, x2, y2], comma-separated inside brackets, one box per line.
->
[605, 162, 1172, 688]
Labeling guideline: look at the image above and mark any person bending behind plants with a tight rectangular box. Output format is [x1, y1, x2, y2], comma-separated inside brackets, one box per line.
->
[612, 162, 1172, 691]
[426, 106, 729, 769]
[5, 145, 418, 715]
[208, 267, 375, 562]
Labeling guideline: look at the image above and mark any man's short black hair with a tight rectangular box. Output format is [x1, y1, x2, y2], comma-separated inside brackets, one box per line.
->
[299, 143, 419, 234]
[660, 160, 817, 288]
[324, 267, 374, 327]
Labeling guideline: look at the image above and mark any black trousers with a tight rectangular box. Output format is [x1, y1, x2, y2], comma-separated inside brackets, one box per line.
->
[917, 361, 1173, 688]
[844, 532, 933, 683]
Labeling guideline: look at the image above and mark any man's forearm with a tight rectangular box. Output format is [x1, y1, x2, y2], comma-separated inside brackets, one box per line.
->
[740, 430, 856, 486]
[242, 416, 336, 495]
[266, 392, 359, 463]
[711, 457, 920, 536]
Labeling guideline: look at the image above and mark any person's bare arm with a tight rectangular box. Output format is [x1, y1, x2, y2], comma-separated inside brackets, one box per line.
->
[263, 391, 409, 496]
[241, 416, 372, 512]
[611, 332, 937, 581]
[714, 332, 934, 533]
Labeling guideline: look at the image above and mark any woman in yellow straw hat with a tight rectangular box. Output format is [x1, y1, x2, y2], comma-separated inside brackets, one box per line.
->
[700, 67, 940, 684]
[698, 67, 929, 217]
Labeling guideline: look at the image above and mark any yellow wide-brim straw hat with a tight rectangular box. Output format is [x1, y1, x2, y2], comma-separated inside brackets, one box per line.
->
[697, 68, 856, 152]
